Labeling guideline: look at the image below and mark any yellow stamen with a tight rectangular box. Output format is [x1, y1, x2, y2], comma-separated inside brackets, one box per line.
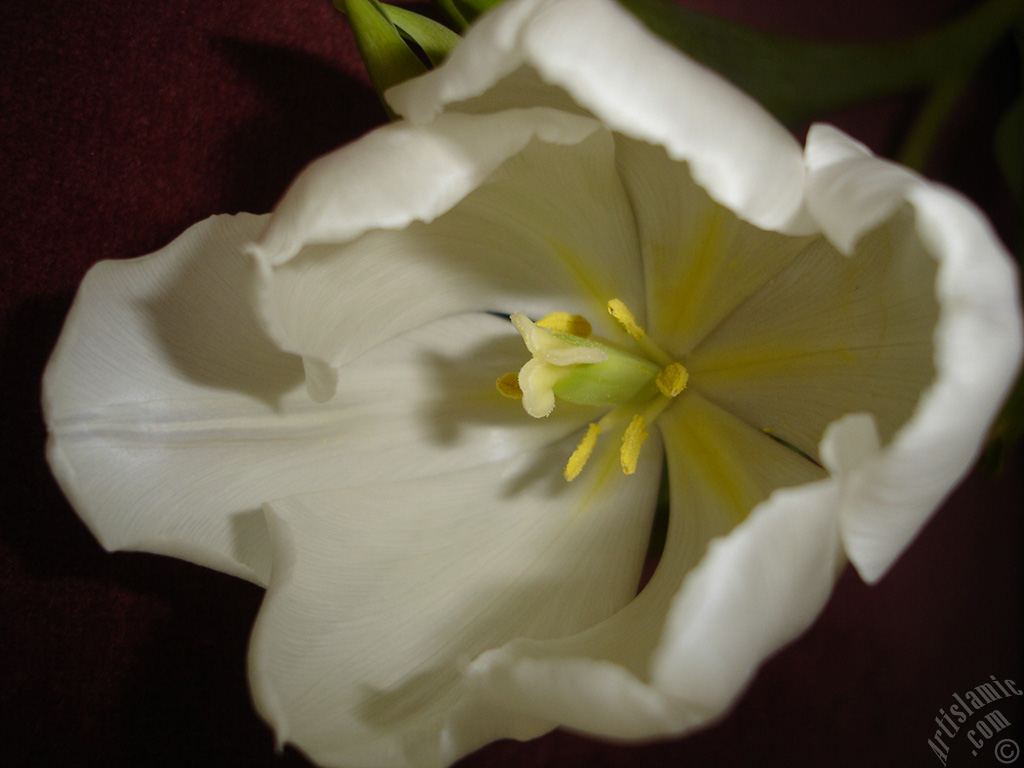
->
[505, 303, 691, 482]
[565, 423, 601, 481]
[620, 414, 649, 475]
[656, 362, 689, 398]
[620, 414, 648, 475]
[606, 298, 674, 366]
[537, 312, 592, 338]
[495, 372, 523, 398]
[606, 299, 644, 341]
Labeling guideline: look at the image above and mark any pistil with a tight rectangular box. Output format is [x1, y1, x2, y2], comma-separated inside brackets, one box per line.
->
[500, 300, 689, 481]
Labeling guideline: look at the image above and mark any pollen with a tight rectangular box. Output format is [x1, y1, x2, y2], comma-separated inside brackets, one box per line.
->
[565, 423, 601, 481]
[656, 362, 689, 398]
[495, 372, 523, 398]
[607, 299, 644, 341]
[606, 298, 673, 366]
[620, 414, 648, 475]
[537, 312, 592, 338]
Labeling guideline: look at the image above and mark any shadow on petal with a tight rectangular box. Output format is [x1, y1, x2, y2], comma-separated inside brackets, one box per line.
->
[415, 315, 598, 472]
[418, 324, 533, 446]
[139, 220, 304, 406]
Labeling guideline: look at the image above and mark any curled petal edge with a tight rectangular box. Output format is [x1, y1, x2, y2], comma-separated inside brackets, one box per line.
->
[465, 471, 843, 740]
[387, 0, 814, 235]
[806, 124, 1024, 582]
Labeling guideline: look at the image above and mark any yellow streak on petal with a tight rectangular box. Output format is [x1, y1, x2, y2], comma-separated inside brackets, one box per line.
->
[537, 312, 592, 338]
[656, 208, 725, 343]
[620, 414, 648, 475]
[564, 423, 601, 482]
[546, 240, 614, 313]
[495, 372, 523, 398]
[656, 362, 689, 398]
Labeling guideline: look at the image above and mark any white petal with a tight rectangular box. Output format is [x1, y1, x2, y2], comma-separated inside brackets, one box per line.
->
[389, 0, 813, 234]
[824, 188, 1022, 581]
[248, 432, 663, 768]
[44, 214, 593, 584]
[249, 108, 597, 266]
[44, 214, 284, 582]
[614, 136, 820, 355]
[649, 400, 839, 711]
[788, 125, 1022, 580]
[803, 123, 922, 254]
[251, 109, 644, 401]
[465, 393, 828, 739]
[386, 0, 554, 119]
[688, 204, 941, 461]
[647, 477, 842, 716]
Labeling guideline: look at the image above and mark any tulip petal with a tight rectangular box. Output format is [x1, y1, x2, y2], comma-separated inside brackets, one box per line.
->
[388, 0, 813, 234]
[649, 408, 840, 714]
[615, 136, 820, 356]
[248, 431, 663, 768]
[44, 215, 595, 584]
[250, 109, 644, 401]
[805, 132, 1023, 580]
[803, 123, 925, 255]
[693, 126, 1022, 581]
[687, 202, 941, 462]
[464, 393, 828, 739]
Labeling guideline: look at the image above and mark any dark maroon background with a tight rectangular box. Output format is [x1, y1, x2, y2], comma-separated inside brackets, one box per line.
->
[1, 1, 1020, 767]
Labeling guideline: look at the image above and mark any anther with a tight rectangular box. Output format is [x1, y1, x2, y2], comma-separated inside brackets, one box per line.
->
[606, 298, 674, 366]
[565, 423, 601, 481]
[656, 362, 689, 398]
[495, 372, 523, 398]
[607, 299, 644, 341]
[620, 414, 648, 475]
[537, 312, 592, 338]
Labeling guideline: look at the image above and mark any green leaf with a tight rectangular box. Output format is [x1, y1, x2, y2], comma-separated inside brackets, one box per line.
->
[343, 0, 428, 99]
[432, 0, 469, 32]
[451, 0, 504, 25]
[384, 5, 462, 67]
[619, 0, 1024, 126]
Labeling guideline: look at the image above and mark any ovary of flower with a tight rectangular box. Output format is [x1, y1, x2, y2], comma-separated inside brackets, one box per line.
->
[507, 301, 690, 480]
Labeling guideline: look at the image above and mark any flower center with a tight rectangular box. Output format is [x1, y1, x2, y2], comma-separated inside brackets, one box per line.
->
[498, 299, 689, 481]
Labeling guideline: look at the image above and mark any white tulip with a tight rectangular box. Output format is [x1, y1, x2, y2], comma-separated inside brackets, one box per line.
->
[43, 0, 1022, 766]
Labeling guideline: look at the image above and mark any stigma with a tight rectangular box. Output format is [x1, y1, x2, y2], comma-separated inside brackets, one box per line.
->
[498, 300, 689, 481]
